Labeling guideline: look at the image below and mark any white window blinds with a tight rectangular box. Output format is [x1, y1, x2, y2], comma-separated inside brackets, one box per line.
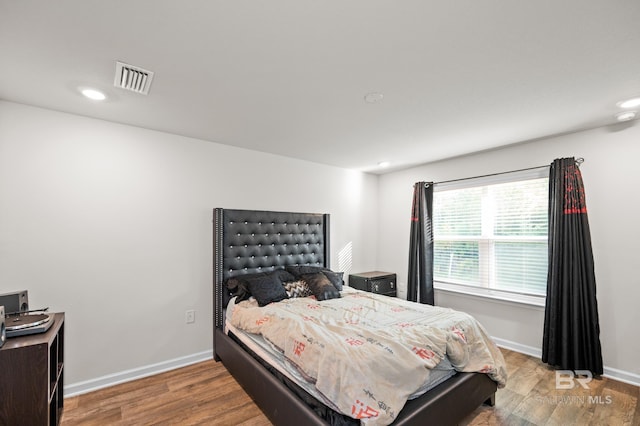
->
[433, 173, 549, 297]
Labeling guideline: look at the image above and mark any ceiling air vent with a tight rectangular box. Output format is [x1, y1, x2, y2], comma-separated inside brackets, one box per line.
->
[114, 61, 154, 95]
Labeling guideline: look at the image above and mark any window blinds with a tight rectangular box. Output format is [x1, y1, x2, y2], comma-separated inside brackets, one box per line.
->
[433, 177, 548, 296]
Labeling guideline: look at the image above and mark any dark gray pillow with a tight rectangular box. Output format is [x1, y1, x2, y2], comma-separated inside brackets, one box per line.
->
[225, 277, 251, 302]
[302, 272, 340, 301]
[226, 269, 295, 303]
[244, 273, 289, 307]
[286, 266, 343, 291]
[286, 265, 326, 277]
[322, 270, 344, 291]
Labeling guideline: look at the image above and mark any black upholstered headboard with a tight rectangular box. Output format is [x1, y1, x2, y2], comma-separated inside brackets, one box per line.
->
[213, 208, 330, 330]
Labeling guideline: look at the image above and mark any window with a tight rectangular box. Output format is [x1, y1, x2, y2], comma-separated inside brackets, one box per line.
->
[433, 169, 548, 302]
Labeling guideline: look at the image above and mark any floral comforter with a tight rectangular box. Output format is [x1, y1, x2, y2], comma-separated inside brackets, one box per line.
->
[230, 288, 507, 425]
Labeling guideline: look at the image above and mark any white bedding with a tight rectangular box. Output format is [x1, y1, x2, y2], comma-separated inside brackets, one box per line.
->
[225, 295, 456, 409]
[228, 287, 507, 425]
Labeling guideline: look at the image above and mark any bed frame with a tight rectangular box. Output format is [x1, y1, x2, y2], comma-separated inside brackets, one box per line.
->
[213, 208, 496, 425]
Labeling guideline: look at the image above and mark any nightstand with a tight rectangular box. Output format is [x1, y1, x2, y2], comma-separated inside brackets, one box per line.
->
[348, 271, 396, 297]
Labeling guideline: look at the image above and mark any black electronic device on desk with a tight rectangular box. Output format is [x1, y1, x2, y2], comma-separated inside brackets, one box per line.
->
[348, 271, 397, 297]
[0, 289, 29, 314]
[1, 290, 53, 337]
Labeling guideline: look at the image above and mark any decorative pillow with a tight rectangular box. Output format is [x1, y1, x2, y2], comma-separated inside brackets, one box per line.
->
[225, 277, 251, 302]
[322, 270, 344, 291]
[286, 265, 326, 278]
[301, 272, 340, 301]
[284, 280, 313, 298]
[286, 266, 344, 291]
[226, 269, 295, 303]
[271, 269, 296, 282]
[244, 273, 289, 307]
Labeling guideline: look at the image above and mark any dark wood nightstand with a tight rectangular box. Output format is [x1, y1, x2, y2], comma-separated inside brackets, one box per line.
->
[348, 271, 397, 297]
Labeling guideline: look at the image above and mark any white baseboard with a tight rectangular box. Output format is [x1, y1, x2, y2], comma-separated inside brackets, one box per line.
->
[492, 337, 542, 358]
[602, 365, 640, 388]
[492, 336, 640, 388]
[64, 350, 213, 398]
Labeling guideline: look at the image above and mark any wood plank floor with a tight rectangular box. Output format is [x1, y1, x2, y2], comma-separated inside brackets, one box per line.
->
[62, 349, 639, 425]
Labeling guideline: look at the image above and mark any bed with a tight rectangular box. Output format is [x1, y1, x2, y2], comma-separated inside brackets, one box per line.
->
[213, 208, 503, 425]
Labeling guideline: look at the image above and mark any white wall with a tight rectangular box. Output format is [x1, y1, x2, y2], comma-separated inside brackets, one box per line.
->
[377, 121, 640, 378]
[0, 101, 379, 387]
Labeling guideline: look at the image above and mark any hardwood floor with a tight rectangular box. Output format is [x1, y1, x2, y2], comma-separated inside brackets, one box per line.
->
[62, 361, 270, 426]
[460, 350, 639, 426]
[62, 349, 639, 425]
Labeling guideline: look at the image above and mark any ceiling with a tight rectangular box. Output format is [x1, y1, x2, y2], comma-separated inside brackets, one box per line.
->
[1, 1, 639, 174]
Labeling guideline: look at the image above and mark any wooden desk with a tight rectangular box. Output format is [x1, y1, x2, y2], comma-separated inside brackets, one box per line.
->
[0, 312, 65, 425]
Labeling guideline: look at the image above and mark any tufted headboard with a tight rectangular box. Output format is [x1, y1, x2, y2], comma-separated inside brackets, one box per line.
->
[213, 208, 330, 331]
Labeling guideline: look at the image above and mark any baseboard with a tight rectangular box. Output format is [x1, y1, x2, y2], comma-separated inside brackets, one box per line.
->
[491, 337, 542, 359]
[492, 337, 640, 387]
[64, 350, 213, 398]
[602, 365, 640, 388]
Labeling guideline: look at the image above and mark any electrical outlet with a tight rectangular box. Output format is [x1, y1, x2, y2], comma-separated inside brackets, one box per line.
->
[185, 310, 195, 324]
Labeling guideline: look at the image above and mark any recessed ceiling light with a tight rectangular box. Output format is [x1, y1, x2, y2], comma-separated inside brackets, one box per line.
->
[617, 97, 640, 109]
[81, 88, 106, 101]
[615, 111, 637, 122]
[378, 161, 390, 168]
[364, 93, 384, 103]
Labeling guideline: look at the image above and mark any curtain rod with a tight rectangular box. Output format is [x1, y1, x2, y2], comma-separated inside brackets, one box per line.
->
[431, 157, 584, 186]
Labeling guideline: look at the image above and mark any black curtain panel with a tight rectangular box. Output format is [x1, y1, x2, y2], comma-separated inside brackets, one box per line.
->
[407, 182, 435, 305]
[542, 158, 603, 375]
